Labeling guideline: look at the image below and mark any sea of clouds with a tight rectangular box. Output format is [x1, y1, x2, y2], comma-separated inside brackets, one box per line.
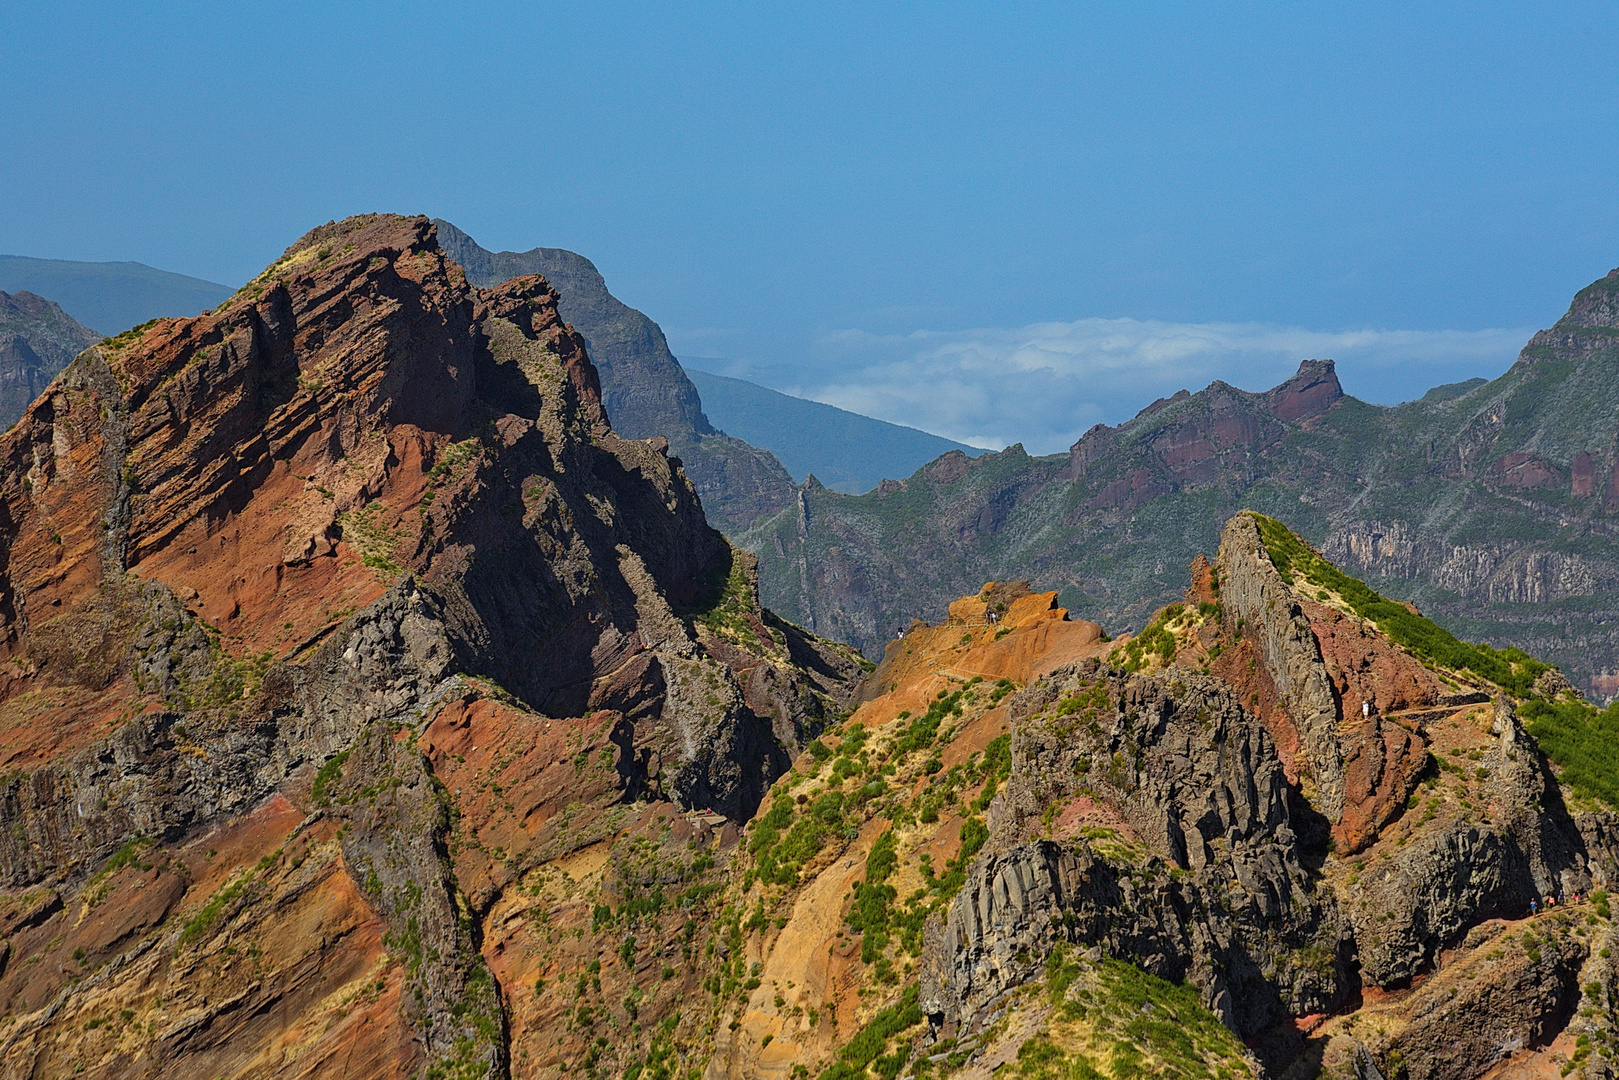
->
[737, 318, 1537, 455]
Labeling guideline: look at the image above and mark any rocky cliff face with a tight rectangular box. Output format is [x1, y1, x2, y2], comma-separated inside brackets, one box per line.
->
[922, 664, 1347, 1041]
[6, 216, 1617, 1080]
[897, 514, 1619, 1080]
[0, 214, 863, 1078]
[740, 269, 1619, 701]
[0, 289, 101, 430]
[432, 220, 797, 531]
[634, 512, 1617, 1080]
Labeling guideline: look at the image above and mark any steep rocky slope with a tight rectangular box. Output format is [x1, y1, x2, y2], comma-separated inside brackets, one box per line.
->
[0, 214, 864, 1077]
[6, 214, 1617, 1079]
[0, 289, 102, 429]
[739, 270, 1619, 699]
[689, 512, 1617, 1080]
[432, 220, 797, 530]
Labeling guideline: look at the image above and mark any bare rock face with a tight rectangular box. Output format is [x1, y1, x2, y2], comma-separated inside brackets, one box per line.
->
[1320, 913, 1613, 1080]
[923, 665, 1347, 1040]
[0, 580, 454, 888]
[1345, 698, 1597, 986]
[914, 515, 1619, 1080]
[330, 722, 507, 1078]
[0, 214, 863, 1076]
[1218, 513, 1348, 821]
[431, 218, 797, 532]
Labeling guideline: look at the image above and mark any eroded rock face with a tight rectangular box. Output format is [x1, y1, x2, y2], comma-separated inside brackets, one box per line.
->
[332, 723, 507, 1078]
[917, 518, 1619, 1080]
[0, 580, 454, 888]
[431, 218, 798, 532]
[924, 666, 1347, 1040]
[1346, 699, 1597, 985]
[1322, 913, 1613, 1080]
[1218, 514, 1348, 821]
[0, 289, 103, 432]
[0, 214, 862, 1076]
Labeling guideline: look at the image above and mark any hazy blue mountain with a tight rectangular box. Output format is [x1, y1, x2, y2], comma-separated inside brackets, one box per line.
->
[0, 290, 103, 427]
[684, 367, 980, 493]
[0, 255, 233, 335]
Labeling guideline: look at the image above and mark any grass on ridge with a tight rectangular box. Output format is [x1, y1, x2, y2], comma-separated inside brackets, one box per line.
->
[1249, 512, 1548, 696]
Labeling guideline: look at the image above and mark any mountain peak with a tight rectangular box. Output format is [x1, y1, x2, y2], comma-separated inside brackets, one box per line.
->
[280, 212, 434, 265]
[1550, 266, 1619, 331]
[427, 221, 802, 530]
[1264, 357, 1342, 421]
[0, 213, 865, 1078]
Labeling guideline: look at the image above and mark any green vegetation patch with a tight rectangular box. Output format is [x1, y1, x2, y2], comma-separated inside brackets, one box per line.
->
[95, 835, 154, 882]
[890, 688, 965, 756]
[1251, 512, 1549, 695]
[749, 788, 853, 888]
[1022, 945, 1253, 1079]
[1520, 697, 1619, 809]
[338, 500, 405, 579]
[679, 547, 762, 647]
[311, 750, 352, 808]
[178, 872, 254, 946]
[1118, 604, 1183, 672]
[817, 984, 923, 1080]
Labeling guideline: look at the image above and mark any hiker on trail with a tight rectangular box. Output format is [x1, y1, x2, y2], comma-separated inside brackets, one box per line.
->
[1362, 701, 1370, 719]
[1530, 898, 1538, 915]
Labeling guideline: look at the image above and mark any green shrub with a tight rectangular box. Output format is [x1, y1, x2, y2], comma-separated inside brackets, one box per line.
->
[311, 750, 351, 807]
[1251, 513, 1548, 695]
[1520, 698, 1619, 808]
[817, 985, 921, 1080]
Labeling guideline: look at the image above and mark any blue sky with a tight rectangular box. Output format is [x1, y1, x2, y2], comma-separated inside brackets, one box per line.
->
[3, 2, 1616, 451]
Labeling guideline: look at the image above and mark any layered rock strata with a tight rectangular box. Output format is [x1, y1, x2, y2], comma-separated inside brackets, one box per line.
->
[0, 214, 862, 1077]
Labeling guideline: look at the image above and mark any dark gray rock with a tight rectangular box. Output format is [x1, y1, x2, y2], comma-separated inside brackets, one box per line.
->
[0, 290, 102, 430]
[1218, 513, 1346, 819]
[924, 665, 1348, 1040]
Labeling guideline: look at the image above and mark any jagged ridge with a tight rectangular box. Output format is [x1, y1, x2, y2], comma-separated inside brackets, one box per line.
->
[741, 272, 1619, 703]
[0, 213, 864, 1077]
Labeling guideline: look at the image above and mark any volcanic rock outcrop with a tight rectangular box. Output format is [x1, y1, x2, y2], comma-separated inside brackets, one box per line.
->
[432, 219, 798, 531]
[898, 514, 1619, 1080]
[0, 214, 862, 1077]
[4, 213, 1617, 1080]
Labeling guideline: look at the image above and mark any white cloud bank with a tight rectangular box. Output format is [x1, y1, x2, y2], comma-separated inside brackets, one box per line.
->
[762, 318, 1537, 455]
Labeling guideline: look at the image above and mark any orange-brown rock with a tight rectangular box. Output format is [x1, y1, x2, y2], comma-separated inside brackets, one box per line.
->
[864, 581, 1108, 707]
[0, 214, 863, 1078]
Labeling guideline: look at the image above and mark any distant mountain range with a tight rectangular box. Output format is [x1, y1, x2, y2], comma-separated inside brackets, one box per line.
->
[14, 224, 1619, 703]
[0, 291, 102, 428]
[736, 267, 1619, 698]
[0, 255, 232, 335]
[683, 366, 979, 493]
